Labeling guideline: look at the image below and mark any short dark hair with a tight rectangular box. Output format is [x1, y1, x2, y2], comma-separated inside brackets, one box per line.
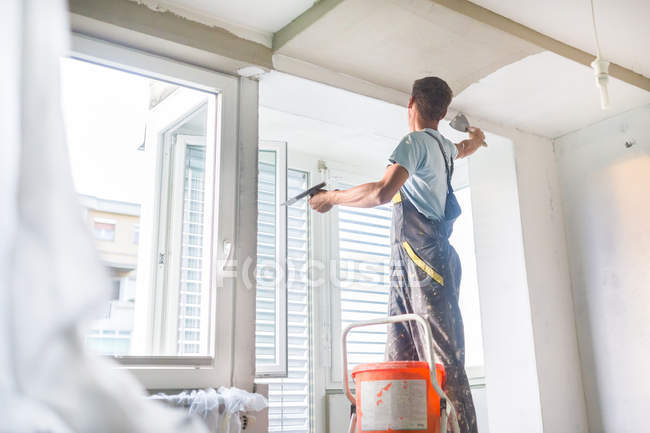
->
[411, 77, 453, 122]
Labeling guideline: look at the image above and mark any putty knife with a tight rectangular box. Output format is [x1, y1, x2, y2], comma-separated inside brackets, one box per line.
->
[282, 182, 326, 206]
[450, 112, 488, 147]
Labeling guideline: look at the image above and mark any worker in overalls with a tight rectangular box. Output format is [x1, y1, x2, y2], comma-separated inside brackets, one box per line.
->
[309, 77, 486, 433]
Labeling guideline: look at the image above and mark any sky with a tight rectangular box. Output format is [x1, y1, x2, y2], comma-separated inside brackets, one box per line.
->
[60, 58, 151, 204]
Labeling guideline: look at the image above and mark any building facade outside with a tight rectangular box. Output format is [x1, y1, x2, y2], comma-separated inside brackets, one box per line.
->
[80, 194, 140, 355]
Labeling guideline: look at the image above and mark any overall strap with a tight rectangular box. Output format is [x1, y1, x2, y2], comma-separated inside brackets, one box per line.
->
[424, 130, 454, 191]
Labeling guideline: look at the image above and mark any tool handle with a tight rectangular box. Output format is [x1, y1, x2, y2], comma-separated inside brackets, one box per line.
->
[341, 314, 460, 433]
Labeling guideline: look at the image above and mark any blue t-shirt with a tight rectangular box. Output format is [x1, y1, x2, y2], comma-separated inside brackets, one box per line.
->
[389, 128, 458, 221]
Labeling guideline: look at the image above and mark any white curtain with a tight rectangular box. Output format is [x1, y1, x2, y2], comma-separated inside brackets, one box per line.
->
[0, 1, 206, 432]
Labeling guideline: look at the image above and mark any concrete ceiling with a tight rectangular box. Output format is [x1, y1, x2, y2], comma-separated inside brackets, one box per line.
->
[275, 0, 542, 97]
[453, 51, 650, 138]
[470, 0, 650, 78]
[109, 0, 650, 138]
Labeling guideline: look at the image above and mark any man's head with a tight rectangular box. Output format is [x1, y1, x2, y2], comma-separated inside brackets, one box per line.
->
[408, 76, 453, 131]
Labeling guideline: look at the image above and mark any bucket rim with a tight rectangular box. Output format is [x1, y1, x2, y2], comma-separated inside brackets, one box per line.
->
[351, 360, 443, 377]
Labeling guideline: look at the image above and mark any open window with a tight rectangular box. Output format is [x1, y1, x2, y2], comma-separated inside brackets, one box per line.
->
[138, 89, 217, 357]
[63, 35, 243, 389]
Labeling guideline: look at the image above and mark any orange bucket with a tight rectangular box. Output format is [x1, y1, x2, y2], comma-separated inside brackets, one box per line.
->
[351, 361, 446, 433]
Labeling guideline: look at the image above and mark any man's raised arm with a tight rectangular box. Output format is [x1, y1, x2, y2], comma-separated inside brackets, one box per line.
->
[309, 163, 409, 213]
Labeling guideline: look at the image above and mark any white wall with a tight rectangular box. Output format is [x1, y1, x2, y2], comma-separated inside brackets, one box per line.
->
[455, 114, 592, 433]
[468, 132, 544, 433]
[512, 131, 589, 433]
[555, 104, 650, 433]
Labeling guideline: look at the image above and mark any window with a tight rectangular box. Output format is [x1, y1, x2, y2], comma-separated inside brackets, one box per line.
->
[93, 219, 116, 241]
[63, 35, 243, 388]
[256, 142, 288, 376]
[338, 189, 392, 370]
[255, 149, 311, 433]
[133, 224, 139, 244]
[111, 278, 121, 301]
[86, 329, 132, 356]
[449, 187, 484, 377]
[63, 56, 216, 357]
[265, 170, 312, 433]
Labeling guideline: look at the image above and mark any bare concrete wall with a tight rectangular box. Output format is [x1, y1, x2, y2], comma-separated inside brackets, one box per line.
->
[554, 104, 650, 433]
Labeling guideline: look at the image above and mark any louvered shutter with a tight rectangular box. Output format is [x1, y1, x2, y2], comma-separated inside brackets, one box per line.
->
[258, 168, 311, 433]
[338, 197, 393, 370]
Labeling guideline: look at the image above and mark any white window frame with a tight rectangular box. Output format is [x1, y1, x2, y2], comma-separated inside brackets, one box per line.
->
[256, 141, 288, 377]
[161, 134, 213, 356]
[69, 34, 244, 389]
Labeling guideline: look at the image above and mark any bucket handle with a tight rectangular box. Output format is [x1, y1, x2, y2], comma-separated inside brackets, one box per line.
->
[341, 313, 460, 433]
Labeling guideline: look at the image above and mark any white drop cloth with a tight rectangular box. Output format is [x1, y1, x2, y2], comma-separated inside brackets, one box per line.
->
[0, 1, 206, 432]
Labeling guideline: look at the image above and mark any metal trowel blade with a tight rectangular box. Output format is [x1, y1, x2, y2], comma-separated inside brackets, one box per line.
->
[450, 113, 470, 132]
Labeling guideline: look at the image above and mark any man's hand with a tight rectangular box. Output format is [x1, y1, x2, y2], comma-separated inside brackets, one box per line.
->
[309, 190, 335, 213]
[456, 126, 487, 158]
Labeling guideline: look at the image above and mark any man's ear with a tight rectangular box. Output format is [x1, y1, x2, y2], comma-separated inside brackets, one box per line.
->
[407, 96, 414, 108]
[441, 108, 448, 120]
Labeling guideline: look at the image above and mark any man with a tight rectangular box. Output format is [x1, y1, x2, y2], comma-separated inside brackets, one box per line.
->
[309, 77, 485, 433]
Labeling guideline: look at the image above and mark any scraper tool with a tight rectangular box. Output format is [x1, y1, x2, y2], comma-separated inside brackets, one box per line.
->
[450, 112, 487, 147]
[282, 182, 326, 206]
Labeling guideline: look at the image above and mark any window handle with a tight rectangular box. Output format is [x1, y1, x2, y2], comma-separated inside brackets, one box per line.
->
[222, 240, 233, 270]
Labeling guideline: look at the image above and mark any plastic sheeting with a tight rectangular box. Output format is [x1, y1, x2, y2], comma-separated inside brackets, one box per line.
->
[0, 1, 206, 432]
[152, 387, 268, 433]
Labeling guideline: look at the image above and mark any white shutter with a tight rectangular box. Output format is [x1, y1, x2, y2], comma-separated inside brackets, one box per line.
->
[256, 152, 279, 366]
[176, 144, 206, 354]
[256, 142, 288, 376]
[338, 194, 393, 370]
[258, 169, 311, 433]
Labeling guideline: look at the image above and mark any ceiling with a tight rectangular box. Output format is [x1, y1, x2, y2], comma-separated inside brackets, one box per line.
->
[470, 0, 650, 78]
[452, 51, 650, 138]
[131, 0, 316, 46]
[128, 0, 650, 138]
[275, 0, 542, 96]
[259, 70, 405, 170]
[259, 71, 469, 182]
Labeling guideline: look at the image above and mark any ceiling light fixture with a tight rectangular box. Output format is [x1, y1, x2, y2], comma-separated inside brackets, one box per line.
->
[589, 0, 610, 109]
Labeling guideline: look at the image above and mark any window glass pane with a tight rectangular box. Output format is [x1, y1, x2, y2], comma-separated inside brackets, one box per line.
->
[449, 188, 484, 369]
[61, 57, 216, 357]
[111, 278, 121, 301]
[94, 221, 116, 241]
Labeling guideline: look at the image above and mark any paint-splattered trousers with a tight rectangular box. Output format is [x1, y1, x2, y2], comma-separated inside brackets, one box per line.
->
[385, 191, 478, 433]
